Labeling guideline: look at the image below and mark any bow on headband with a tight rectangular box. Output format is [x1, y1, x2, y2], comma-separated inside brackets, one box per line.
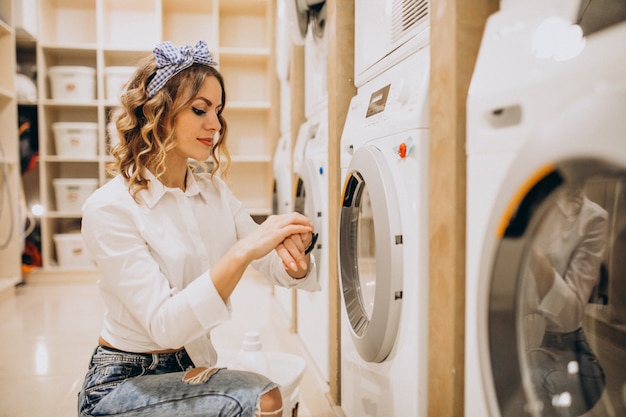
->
[147, 40, 218, 97]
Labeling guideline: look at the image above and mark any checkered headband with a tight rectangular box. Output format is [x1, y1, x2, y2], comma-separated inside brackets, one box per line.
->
[146, 40, 218, 97]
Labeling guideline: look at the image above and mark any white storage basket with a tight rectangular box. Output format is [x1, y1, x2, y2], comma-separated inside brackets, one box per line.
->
[52, 178, 98, 213]
[48, 66, 96, 100]
[104, 66, 136, 101]
[53, 233, 94, 268]
[52, 122, 98, 157]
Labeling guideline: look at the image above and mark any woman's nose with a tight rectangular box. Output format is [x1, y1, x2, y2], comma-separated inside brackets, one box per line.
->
[205, 112, 221, 131]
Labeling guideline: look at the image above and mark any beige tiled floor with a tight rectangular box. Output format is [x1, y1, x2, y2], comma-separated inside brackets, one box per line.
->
[0, 271, 341, 417]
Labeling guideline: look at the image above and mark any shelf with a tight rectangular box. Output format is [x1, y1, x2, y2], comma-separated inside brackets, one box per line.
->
[0, 24, 15, 93]
[227, 101, 271, 110]
[102, 48, 151, 67]
[39, 0, 97, 45]
[0, 0, 21, 283]
[25, 266, 100, 284]
[17, 0, 278, 273]
[0, 88, 14, 101]
[44, 212, 84, 219]
[39, 42, 98, 52]
[231, 155, 273, 163]
[0, 19, 12, 36]
[43, 99, 99, 107]
[162, 0, 216, 46]
[41, 156, 100, 163]
[219, 5, 269, 49]
[219, 47, 271, 60]
[0, 158, 18, 165]
[220, 0, 268, 15]
[101, 0, 157, 49]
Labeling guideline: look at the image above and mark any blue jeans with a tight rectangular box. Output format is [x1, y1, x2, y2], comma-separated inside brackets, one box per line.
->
[78, 346, 278, 417]
[529, 328, 605, 417]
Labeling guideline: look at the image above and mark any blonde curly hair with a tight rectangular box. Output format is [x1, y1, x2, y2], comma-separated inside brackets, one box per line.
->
[108, 54, 230, 201]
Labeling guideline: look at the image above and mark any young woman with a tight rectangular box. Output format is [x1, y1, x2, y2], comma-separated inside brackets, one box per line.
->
[77, 40, 319, 417]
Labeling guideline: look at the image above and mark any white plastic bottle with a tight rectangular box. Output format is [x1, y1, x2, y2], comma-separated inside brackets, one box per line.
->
[235, 331, 270, 377]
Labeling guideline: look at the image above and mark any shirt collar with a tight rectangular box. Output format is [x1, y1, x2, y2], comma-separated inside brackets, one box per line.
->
[139, 166, 202, 208]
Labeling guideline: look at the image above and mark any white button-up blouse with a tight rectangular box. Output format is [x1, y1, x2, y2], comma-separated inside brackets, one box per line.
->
[81, 168, 319, 367]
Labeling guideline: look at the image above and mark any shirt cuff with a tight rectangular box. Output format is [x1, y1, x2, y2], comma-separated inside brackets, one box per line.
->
[183, 270, 232, 331]
[277, 255, 321, 291]
[538, 271, 567, 323]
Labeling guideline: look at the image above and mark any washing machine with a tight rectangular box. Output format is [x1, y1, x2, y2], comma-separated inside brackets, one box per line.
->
[291, 107, 330, 383]
[304, 6, 328, 119]
[272, 134, 293, 217]
[466, 3, 626, 416]
[354, 0, 429, 87]
[286, 0, 326, 46]
[285, 0, 327, 125]
[338, 46, 430, 417]
[272, 133, 295, 322]
[271, 117, 314, 325]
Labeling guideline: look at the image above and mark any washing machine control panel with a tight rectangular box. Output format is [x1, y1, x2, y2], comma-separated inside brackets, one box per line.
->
[342, 47, 429, 143]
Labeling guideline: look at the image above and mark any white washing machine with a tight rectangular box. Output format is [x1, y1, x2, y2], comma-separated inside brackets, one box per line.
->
[272, 134, 293, 217]
[466, 3, 626, 416]
[304, 9, 328, 119]
[285, 0, 326, 46]
[272, 119, 314, 324]
[354, 0, 429, 87]
[293, 108, 330, 383]
[271, 133, 295, 322]
[338, 46, 429, 417]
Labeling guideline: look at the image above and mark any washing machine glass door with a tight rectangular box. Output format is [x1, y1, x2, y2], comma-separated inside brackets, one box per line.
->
[489, 160, 626, 417]
[340, 144, 403, 363]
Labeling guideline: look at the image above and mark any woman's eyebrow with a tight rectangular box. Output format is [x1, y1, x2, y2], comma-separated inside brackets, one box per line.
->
[195, 97, 222, 108]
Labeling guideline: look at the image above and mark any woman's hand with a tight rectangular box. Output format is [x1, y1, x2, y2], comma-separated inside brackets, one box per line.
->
[211, 213, 313, 301]
[277, 231, 313, 278]
[235, 213, 313, 263]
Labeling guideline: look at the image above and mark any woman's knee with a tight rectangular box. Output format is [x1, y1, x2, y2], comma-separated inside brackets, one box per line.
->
[257, 386, 283, 416]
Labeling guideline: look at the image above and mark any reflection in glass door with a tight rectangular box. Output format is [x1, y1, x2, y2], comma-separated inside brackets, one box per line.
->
[489, 161, 626, 417]
[357, 184, 376, 321]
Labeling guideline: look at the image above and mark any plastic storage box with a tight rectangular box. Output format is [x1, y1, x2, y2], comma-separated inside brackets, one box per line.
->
[48, 66, 96, 100]
[52, 122, 98, 158]
[104, 66, 135, 100]
[53, 178, 98, 213]
[53, 233, 94, 268]
[107, 121, 121, 149]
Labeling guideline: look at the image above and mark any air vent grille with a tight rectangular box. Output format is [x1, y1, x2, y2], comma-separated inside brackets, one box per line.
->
[391, 0, 429, 44]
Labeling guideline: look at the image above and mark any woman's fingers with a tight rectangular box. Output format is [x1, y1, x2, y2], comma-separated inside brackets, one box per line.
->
[283, 234, 308, 270]
[276, 243, 297, 271]
[243, 214, 313, 262]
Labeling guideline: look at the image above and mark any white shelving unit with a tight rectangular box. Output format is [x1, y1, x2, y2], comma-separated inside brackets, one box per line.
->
[26, 0, 277, 277]
[0, 0, 23, 292]
[218, 0, 276, 216]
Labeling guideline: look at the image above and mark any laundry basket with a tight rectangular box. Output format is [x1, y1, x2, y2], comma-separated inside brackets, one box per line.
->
[216, 350, 306, 417]
[48, 66, 96, 100]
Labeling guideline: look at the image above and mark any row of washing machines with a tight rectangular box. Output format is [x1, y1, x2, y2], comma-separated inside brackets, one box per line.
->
[273, 1, 626, 416]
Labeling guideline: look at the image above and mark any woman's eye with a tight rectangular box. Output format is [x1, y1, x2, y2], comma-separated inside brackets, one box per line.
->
[192, 107, 206, 116]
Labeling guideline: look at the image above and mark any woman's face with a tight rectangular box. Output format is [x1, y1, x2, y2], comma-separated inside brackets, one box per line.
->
[171, 75, 223, 163]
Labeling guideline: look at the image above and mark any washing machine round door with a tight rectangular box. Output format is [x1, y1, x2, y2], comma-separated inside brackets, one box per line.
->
[340, 144, 403, 363]
[483, 91, 626, 417]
